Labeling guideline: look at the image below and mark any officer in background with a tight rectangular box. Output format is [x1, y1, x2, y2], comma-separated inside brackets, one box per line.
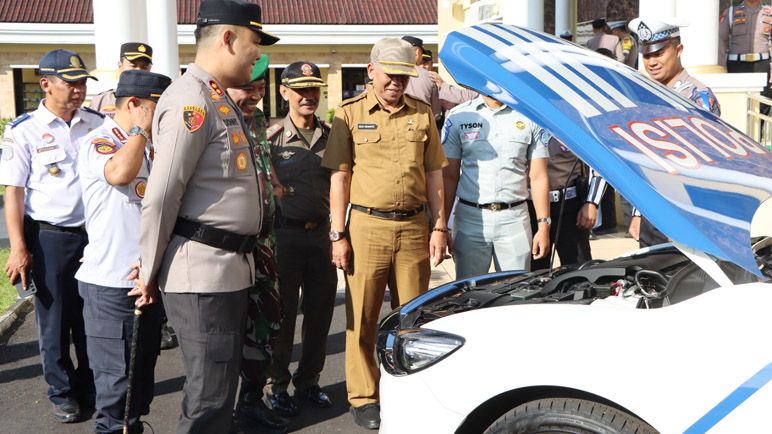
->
[226, 56, 289, 433]
[135, 1, 278, 432]
[629, 17, 721, 247]
[420, 48, 433, 71]
[323, 37, 449, 430]
[76, 70, 171, 434]
[586, 19, 624, 61]
[90, 42, 153, 117]
[429, 71, 479, 110]
[442, 95, 551, 279]
[528, 135, 607, 270]
[265, 61, 338, 418]
[402, 35, 442, 120]
[719, 0, 772, 125]
[0, 49, 104, 423]
[609, 21, 638, 69]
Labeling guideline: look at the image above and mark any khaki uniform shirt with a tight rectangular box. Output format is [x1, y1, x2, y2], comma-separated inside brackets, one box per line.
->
[438, 83, 479, 109]
[268, 115, 332, 221]
[139, 63, 262, 293]
[322, 91, 447, 211]
[719, 3, 772, 68]
[89, 90, 117, 118]
[405, 66, 442, 120]
[586, 32, 624, 62]
[545, 136, 584, 191]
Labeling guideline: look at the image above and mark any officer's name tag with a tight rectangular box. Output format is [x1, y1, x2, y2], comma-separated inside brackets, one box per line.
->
[36, 144, 60, 153]
[357, 123, 377, 130]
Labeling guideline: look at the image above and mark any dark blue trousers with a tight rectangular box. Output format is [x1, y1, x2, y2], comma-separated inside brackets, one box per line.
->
[79, 282, 163, 433]
[30, 225, 92, 405]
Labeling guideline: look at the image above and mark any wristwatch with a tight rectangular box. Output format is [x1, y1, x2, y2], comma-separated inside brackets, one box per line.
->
[129, 126, 151, 143]
[537, 217, 552, 226]
[329, 230, 346, 242]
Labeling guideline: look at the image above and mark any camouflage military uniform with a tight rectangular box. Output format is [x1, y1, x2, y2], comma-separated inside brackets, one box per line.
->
[241, 108, 282, 384]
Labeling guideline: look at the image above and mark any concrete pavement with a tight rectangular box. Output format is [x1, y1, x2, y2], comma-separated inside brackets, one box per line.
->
[0, 233, 638, 434]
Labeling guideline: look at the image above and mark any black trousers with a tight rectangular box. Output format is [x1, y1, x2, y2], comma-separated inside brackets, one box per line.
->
[267, 226, 338, 393]
[163, 289, 248, 434]
[638, 217, 669, 248]
[528, 198, 592, 271]
[79, 282, 163, 433]
[29, 224, 92, 405]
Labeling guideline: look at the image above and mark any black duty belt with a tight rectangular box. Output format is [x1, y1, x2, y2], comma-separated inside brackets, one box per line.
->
[350, 204, 424, 220]
[458, 198, 524, 211]
[173, 217, 257, 254]
[280, 217, 329, 229]
[37, 221, 86, 233]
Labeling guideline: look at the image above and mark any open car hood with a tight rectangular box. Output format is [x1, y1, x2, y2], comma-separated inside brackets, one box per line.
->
[440, 24, 772, 276]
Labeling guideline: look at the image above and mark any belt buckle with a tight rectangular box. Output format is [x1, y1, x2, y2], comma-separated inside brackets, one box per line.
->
[743, 53, 755, 62]
[388, 211, 399, 220]
[489, 203, 501, 211]
[304, 221, 318, 229]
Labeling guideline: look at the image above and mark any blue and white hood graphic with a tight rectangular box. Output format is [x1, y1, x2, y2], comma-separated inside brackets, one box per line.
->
[440, 23, 772, 276]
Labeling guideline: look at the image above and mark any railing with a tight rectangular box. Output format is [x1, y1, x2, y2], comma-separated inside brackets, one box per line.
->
[746, 91, 772, 150]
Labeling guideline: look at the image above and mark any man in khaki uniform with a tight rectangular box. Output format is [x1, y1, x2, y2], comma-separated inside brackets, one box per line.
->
[586, 19, 624, 62]
[264, 61, 338, 417]
[322, 37, 449, 430]
[134, 1, 278, 432]
[402, 35, 442, 120]
[90, 42, 153, 117]
[610, 21, 638, 69]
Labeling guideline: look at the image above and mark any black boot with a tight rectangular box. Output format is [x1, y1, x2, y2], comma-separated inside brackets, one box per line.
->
[235, 389, 290, 432]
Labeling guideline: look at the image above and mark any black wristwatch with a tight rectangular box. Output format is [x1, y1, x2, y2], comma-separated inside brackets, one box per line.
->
[329, 230, 346, 242]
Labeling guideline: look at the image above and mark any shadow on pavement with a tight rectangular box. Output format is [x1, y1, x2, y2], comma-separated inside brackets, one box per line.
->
[154, 375, 186, 397]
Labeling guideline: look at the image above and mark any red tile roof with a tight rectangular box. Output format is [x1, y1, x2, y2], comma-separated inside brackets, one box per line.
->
[0, 0, 437, 24]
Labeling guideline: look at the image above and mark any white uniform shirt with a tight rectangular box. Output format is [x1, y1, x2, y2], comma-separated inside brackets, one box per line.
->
[441, 96, 549, 204]
[75, 118, 152, 288]
[0, 101, 105, 226]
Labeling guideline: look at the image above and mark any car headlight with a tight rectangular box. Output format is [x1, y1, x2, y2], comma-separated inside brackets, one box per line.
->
[381, 328, 465, 376]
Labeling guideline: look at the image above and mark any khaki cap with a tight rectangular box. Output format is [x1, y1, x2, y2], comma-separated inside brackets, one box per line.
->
[370, 38, 417, 77]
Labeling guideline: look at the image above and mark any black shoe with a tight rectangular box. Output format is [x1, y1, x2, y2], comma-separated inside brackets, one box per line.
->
[52, 399, 80, 423]
[160, 322, 175, 349]
[236, 391, 289, 432]
[350, 403, 380, 430]
[266, 391, 299, 417]
[294, 385, 332, 408]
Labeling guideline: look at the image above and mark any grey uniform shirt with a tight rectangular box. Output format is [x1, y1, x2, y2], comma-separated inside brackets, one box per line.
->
[719, 3, 772, 69]
[405, 66, 442, 120]
[139, 63, 262, 293]
[89, 90, 117, 118]
[268, 115, 331, 222]
[586, 32, 624, 62]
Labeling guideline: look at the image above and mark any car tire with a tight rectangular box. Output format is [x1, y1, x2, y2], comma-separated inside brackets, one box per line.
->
[483, 398, 659, 434]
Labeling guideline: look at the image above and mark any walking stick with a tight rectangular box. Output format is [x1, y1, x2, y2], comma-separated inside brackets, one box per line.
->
[124, 307, 143, 434]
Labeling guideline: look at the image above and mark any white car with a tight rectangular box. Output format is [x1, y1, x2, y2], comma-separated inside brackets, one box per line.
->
[376, 23, 772, 434]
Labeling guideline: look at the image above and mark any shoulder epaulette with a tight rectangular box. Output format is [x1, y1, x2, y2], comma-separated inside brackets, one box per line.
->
[81, 106, 106, 118]
[266, 123, 283, 140]
[339, 91, 368, 107]
[6, 113, 30, 128]
[405, 93, 431, 107]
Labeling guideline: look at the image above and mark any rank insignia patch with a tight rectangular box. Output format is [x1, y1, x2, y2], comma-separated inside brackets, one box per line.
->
[135, 181, 146, 198]
[112, 127, 126, 142]
[236, 152, 247, 171]
[516, 121, 525, 130]
[232, 132, 241, 145]
[210, 91, 223, 101]
[183, 106, 206, 132]
[209, 80, 224, 97]
[219, 105, 230, 115]
[103, 105, 116, 113]
[240, 132, 247, 143]
[93, 138, 116, 155]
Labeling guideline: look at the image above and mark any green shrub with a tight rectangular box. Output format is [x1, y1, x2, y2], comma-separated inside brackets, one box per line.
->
[0, 118, 10, 137]
[0, 249, 17, 313]
[326, 108, 335, 124]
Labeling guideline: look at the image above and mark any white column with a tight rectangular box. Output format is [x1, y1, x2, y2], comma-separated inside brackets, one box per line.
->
[91, 0, 148, 93]
[677, 0, 720, 67]
[638, 0, 676, 20]
[146, 0, 181, 79]
[555, 0, 570, 36]
[502, 0, 544, 31]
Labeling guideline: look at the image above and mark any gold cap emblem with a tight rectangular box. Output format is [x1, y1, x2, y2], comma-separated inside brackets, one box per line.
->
[69, 56, 82, 68]
[138, 45, 146, 53]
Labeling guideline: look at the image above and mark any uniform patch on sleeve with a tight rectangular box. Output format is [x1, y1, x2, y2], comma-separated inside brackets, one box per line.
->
[93, 138, 116, 155]
[135, 180, 146, 198]
[112, 127, 126, 142]
[183, 106, 206, 133]
[2, 145, 13, 160]
[720, 14, 726, 24]
[538, 129, 552, 146]
[621, 36, 633, 51]
[236, 152, 248, 171]
[441, 118, 452, 144]
[102, 105, 116, 113]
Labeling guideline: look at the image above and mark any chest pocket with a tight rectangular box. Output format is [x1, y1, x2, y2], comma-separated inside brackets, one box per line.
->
[405, 128, 427, 164]
[127, 177, 147, 204]
[33, 145, 67, 183]
[352, 130, 382, 167]
[224, 126, 253, 178]
[732, 15, 748, 36]
[504, 133, 532, 162]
